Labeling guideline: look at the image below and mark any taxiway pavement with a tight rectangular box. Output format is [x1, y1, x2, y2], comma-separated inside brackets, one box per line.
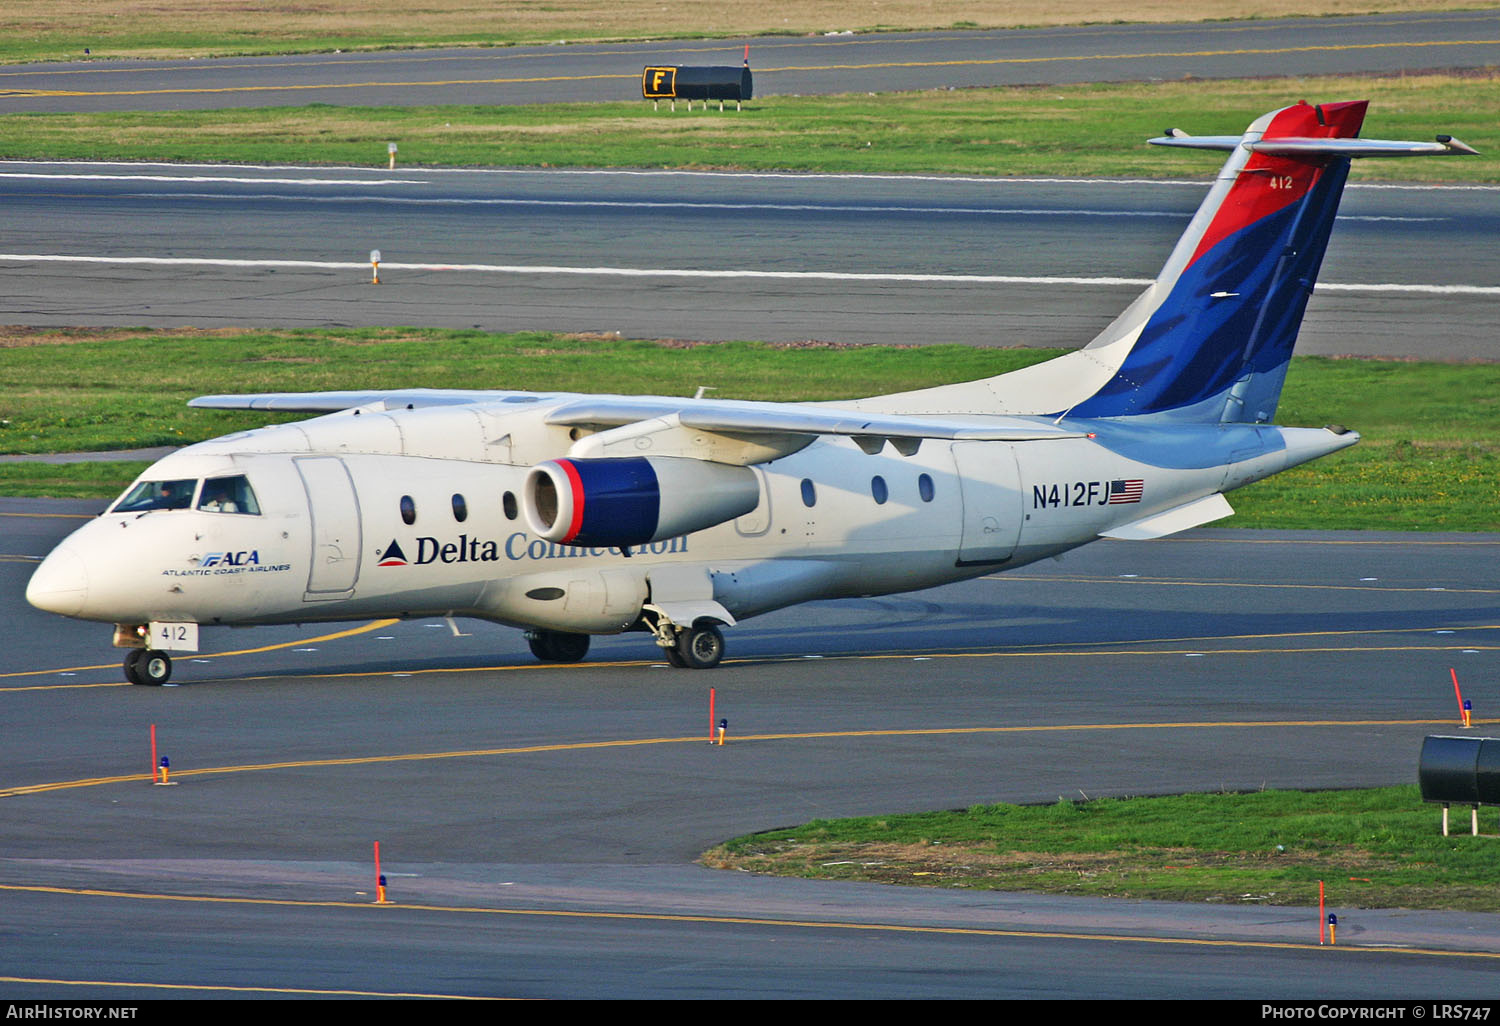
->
[2, 11, 1497, 112]
[6, 500, 1500, 997]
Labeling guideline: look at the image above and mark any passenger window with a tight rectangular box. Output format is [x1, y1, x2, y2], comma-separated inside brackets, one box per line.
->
[113, 478, 196, 513]
[800, 479, 816, 508]
[918, 473, 935, 503]
[400, 495, 417, 525]
[452, 493, 468, 523]
[198, 475, 261, 515]
[502, 491, 519, 521]
[871, 476, 888, 505]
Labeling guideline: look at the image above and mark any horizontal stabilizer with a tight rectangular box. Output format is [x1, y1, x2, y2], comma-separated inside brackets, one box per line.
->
[1099, 492, 1234, 540]
[1149, 133, 1479, 158]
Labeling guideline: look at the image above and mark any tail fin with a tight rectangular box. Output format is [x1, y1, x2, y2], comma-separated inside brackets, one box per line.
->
[850, 102, 1473, 423]
[1070, 100, 1474, 422]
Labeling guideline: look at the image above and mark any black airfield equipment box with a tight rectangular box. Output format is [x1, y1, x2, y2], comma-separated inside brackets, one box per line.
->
[1418, 735, 1500, 835]
[642, 64, 753, 109]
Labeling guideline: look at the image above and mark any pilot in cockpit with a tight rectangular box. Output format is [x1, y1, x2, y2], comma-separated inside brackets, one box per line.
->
[198, 482, 238, 514]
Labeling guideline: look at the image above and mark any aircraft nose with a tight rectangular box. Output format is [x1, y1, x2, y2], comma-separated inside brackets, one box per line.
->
[26, 548, 89, 617]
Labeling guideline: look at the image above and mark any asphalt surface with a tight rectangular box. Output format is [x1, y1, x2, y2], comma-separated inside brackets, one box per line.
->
[1, 10, 1498, 112]
[1, 163, 1496, 357]
[6, 499, 1500, 997]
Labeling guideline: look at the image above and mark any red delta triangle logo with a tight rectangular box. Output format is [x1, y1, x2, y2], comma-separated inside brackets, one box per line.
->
[378, 539, 408, 567]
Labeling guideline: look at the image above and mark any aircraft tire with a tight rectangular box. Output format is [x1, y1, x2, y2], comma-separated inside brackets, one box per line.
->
[662, 644, 687, 668]
[125, 648, 172, 686]
[675, 624, 724, 670]
[550, 632, 590, 663]
[527, 630, 589, 663]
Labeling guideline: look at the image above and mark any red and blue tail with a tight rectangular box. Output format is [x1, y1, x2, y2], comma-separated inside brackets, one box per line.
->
[1068, 101, 1470, 423]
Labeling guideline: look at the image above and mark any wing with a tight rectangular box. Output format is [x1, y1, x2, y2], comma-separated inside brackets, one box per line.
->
[190, 389, 1087, 465]
[187, 388, 553, 412]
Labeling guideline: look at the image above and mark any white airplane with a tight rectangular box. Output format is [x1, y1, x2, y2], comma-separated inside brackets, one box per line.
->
[27, 101, 1475, 684]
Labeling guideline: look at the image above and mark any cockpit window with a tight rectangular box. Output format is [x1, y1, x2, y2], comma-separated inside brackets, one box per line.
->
[112, 478, 197, 513]
[198, 475, 261, 515]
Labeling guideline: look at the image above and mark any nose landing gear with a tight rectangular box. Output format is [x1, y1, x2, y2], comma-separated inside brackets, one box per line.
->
[124, 648, 172, 686]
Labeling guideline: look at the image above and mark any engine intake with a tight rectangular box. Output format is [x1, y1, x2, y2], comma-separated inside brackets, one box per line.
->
[523, 457, 760, 548]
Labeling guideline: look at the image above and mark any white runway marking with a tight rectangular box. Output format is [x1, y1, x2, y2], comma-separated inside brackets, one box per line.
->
[0, 254, 1148, 285]
[0, 172, 426, 186]
[0, 252, 1493, 294]
[5, 161, 1499, 193]
[110, 193, 1208, 218]
[60, 189, 1448, 222]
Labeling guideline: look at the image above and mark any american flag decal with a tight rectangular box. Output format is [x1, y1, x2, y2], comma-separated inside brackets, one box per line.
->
[1107, 479, 1144, 504]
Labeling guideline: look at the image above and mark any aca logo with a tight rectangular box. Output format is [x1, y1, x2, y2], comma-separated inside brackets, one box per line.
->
[202, 551, 260, 567]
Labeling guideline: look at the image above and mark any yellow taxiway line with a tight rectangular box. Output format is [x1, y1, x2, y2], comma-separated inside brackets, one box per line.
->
[3, 717, 1487, 800]
[6, 38, 1497, 99]
[3, 881, 1496, 964]
[0, 618, 398, 686]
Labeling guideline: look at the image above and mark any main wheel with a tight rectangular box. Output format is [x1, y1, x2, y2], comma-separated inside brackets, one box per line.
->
[124, 648, 172, 686]
[675, 624, 725, 670]
[526, 630, 590, 663]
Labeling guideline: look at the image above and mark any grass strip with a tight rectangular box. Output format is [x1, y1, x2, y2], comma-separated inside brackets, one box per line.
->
[0, 326, 1496, 530]
[704, 786, 1500, 912]
[0, 460, 151, 501]
[2, 74, 1498, 181]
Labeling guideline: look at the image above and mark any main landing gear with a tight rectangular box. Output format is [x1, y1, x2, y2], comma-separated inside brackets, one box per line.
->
[123, 648, 172, 686]
[674, 623, 725, 669]
[523, 621, 726, 669]
[526, 629, 591, 664]
[654, 620, 725, 670]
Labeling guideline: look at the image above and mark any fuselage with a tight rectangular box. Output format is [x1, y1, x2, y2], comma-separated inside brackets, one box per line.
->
[25, 397, 1354, 637]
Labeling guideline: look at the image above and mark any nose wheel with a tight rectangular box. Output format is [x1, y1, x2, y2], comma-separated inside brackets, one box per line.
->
[124, 649, 172, 686]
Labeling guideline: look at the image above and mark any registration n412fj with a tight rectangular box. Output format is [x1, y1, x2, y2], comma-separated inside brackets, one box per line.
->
[26, 101, 1475, 683]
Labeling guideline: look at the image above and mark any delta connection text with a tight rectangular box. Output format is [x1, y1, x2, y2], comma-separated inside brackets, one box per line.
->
[386, 532, 691, 567]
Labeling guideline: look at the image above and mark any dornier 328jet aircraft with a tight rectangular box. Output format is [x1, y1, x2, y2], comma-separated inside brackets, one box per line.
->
[27, 102, 1476, 683]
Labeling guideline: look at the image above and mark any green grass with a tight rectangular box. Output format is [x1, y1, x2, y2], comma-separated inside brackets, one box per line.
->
[704, 786, 1500, 911]
[3, 74, 1498, 180]
[0, 326, 1046, 453]
[0, 461, 152, 500]
[1228, 357, 1500, 531]
[1, 327, 1497, 529]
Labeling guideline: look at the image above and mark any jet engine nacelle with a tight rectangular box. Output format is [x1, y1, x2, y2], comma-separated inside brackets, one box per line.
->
[523, 456, 760, 548]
